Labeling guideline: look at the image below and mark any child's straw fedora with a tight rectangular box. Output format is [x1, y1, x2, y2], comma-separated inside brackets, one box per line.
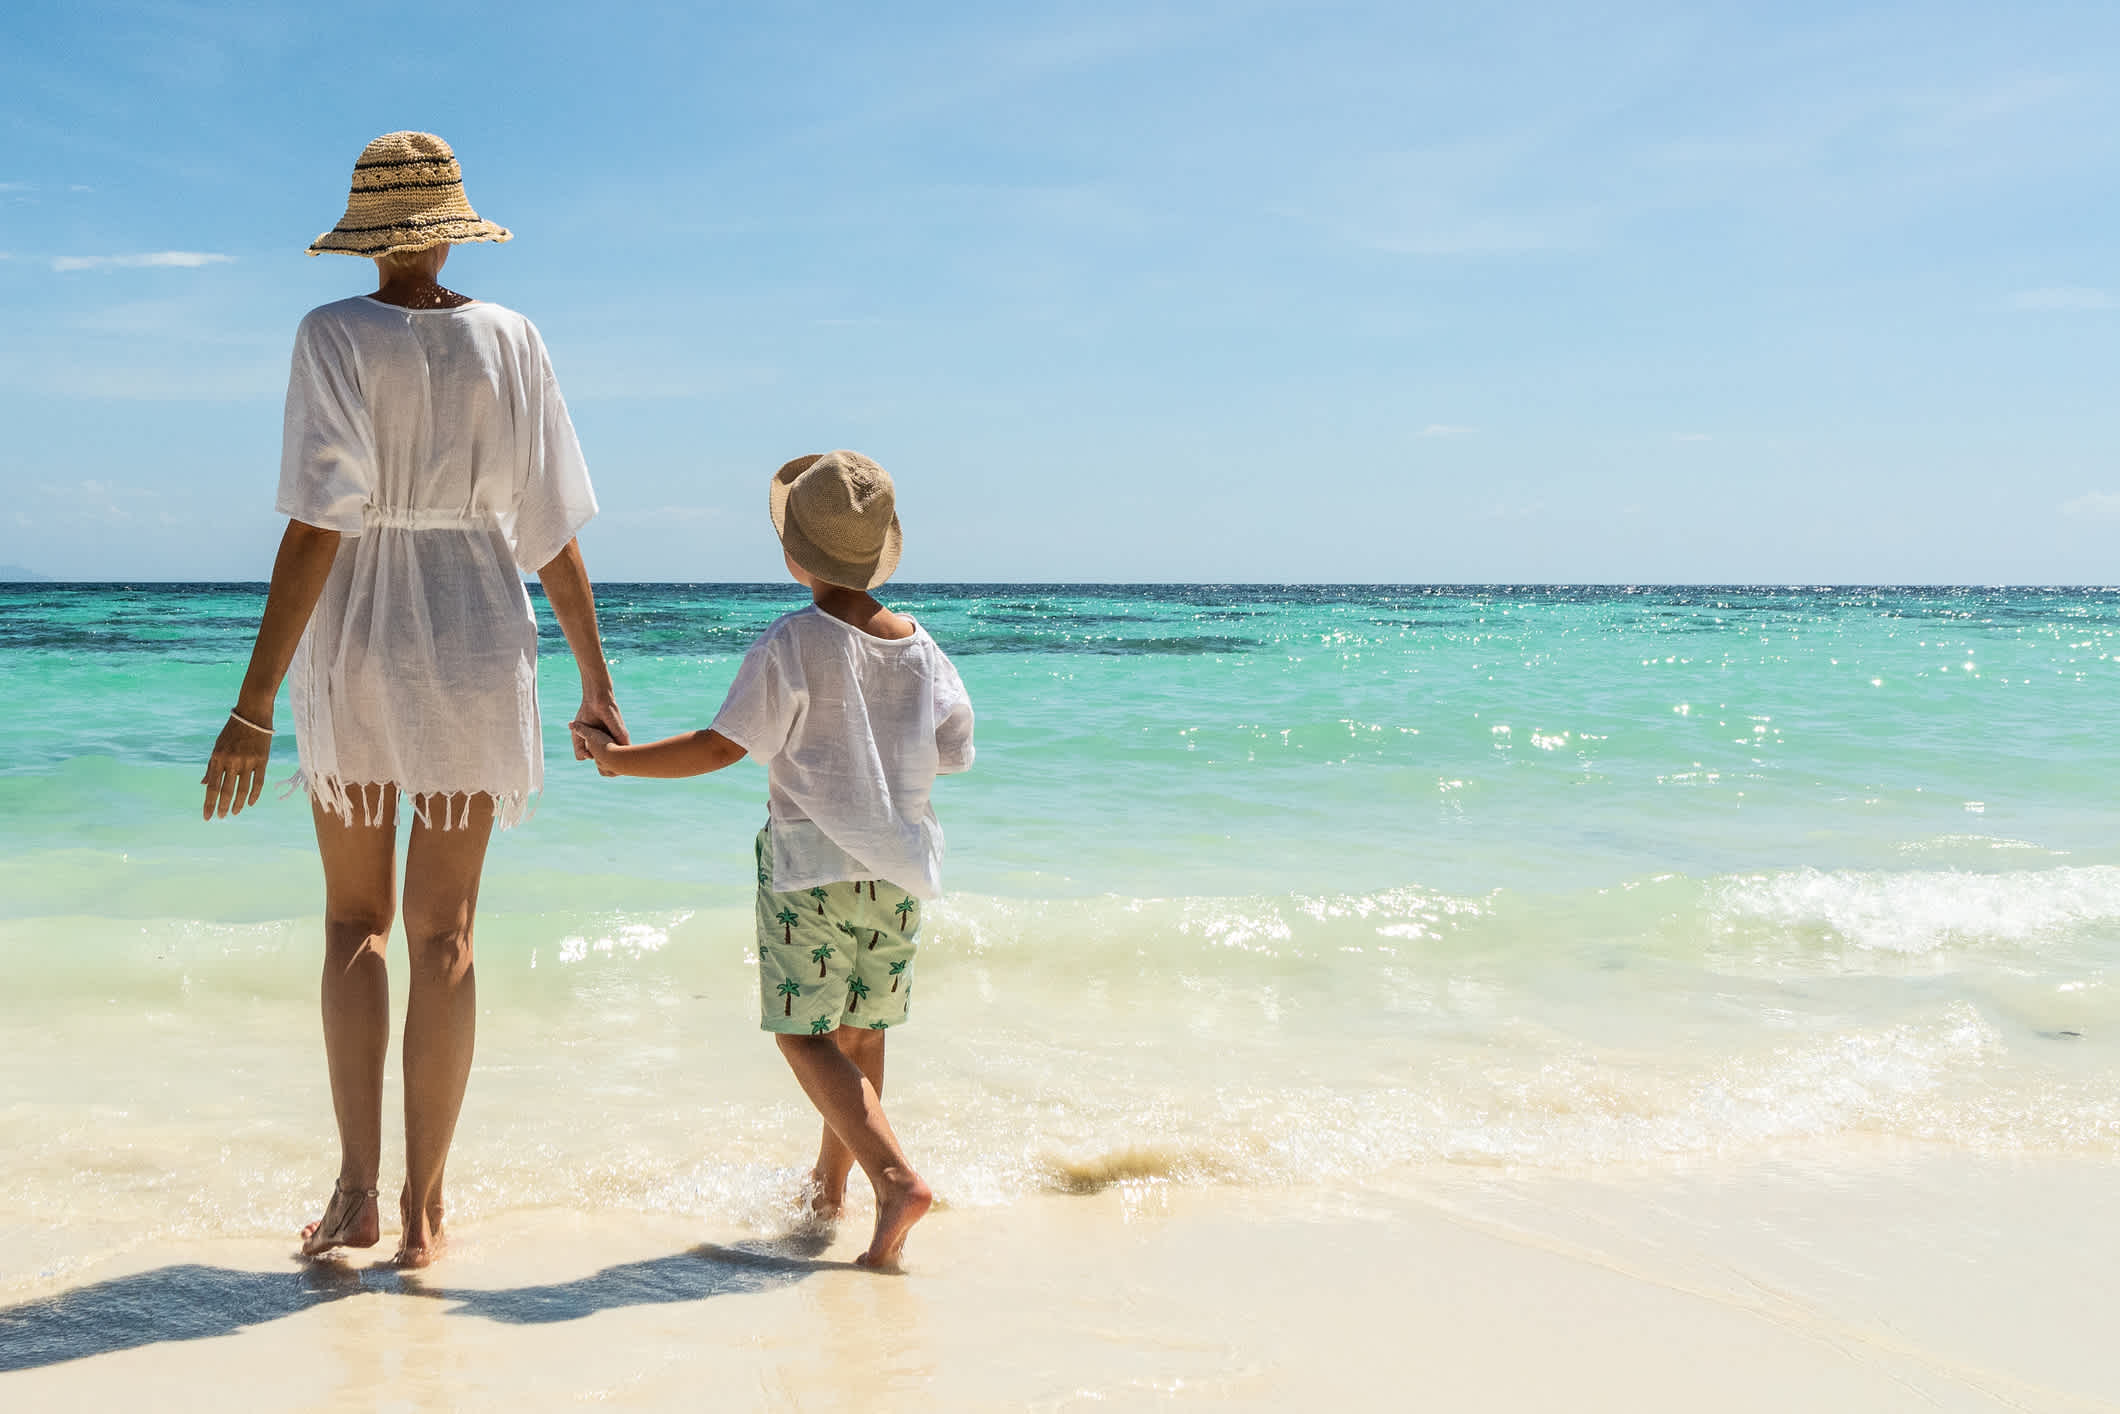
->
[307, 131, 511, 258]
[771, 452, 904, 591]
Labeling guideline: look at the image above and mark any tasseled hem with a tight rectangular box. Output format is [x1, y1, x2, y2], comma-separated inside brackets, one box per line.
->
[281, 770, 537, 832]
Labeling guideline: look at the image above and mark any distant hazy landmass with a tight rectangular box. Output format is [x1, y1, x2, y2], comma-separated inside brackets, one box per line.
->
[0, 565, 51, 582]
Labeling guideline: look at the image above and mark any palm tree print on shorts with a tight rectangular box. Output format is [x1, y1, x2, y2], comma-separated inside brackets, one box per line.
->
[867, 881, 877, 901]
[809, 1015, 835, 1035]
[888, 959, 907, 992]
[775, 907, 800, 944]
[777, 978, 802, 1016]
[896, 895, 916, 931]
[810, 942, 835, 978]
[847, 975, 871, 1012]
[808, 886, 829, 915]
[869, 1019, 889, 1030]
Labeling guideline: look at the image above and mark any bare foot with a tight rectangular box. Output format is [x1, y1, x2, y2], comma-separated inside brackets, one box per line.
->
[801, 1166, 847, 1224]
[299, 1182, 381, 1258]
[855, 1167, 932, 1270]
[392, 1189, 448, 1269]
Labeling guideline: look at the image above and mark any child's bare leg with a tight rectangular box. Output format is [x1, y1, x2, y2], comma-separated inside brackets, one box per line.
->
[808, 1026, 886, 1217]
[777, 1030, 931, 1267]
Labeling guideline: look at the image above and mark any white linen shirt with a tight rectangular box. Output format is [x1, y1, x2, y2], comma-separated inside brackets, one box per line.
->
[276, 296, 597, 828]
[710, 607, 975, 898]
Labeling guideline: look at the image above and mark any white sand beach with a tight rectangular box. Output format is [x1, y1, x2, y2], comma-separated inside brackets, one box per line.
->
[6, 1153, 2113, 1410]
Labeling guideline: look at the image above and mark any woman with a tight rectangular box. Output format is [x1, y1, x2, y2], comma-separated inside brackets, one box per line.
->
[200, 131, 626, 1267]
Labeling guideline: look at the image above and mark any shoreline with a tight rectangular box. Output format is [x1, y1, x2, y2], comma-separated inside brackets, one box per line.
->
[6, 1155, 2114, 1410]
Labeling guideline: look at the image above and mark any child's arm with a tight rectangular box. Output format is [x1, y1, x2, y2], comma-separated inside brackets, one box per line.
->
[577, 723, 746, 779]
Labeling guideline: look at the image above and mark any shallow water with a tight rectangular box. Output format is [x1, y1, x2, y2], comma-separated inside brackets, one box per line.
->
[2, 583, 2117, 1274]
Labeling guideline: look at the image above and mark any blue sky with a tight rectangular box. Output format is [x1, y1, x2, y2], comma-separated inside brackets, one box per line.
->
[1, 0, 2116, 582]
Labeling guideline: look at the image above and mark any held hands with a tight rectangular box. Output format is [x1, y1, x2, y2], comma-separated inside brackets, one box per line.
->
[570, 694, 627, 778]
[572, 722, 620, 775]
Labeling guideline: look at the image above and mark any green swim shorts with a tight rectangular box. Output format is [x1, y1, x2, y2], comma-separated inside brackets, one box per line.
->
[754, 827, 921, 1035]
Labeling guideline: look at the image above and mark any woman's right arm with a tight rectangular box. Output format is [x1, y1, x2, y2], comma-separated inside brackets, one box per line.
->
[201, 519, 342, 820]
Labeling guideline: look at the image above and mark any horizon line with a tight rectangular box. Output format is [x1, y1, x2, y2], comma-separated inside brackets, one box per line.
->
[4, 579, 2117, 592]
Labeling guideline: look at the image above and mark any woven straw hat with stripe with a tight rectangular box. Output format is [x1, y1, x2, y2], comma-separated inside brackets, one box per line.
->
[307, 131, 511, 258]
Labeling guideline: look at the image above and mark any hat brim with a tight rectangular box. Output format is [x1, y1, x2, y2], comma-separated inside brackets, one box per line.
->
[769, 455, 903, 591]
[307, 218, 512, 258]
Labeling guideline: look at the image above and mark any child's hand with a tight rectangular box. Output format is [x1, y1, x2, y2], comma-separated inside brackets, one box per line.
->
[572, 723, 620, 776]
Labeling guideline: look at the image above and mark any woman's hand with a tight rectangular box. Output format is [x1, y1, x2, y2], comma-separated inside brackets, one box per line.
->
[570, 694, 628, 761]
[202, 710, 275, 820]
[199, 519, 341, 824]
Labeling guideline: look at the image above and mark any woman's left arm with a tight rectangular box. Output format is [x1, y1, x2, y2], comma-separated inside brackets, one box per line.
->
[202, 518, 343, 820]
[537, 537, 629, 756]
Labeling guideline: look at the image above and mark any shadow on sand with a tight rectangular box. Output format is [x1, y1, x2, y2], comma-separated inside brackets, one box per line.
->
[0, 1232, 850, 1372]
[0, 1261, 372, 1373]
[400, 1233, 855, 1325]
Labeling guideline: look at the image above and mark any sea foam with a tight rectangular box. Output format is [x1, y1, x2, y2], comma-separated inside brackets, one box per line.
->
[1712, 864, 2120, 956]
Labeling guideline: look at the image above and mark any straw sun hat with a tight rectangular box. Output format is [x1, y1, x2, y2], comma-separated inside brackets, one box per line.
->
[771, 452, 904, 590]
[307, 131, 511, 258]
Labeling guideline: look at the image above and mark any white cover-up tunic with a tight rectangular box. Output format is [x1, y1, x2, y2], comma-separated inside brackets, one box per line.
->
[275, 296, 597, 829]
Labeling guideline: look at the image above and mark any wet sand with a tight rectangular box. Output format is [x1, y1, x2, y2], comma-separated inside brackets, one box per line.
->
[5, 1154, 2113, 1411]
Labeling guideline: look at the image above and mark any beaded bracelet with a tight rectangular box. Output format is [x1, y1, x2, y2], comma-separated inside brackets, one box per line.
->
[228, 710, 276, 737]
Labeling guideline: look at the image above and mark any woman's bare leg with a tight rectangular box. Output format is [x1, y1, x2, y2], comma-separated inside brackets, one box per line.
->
[808, 1026, 885, 1218]
[394, 793, 495, 1268]
[302, 790, 397, 1256]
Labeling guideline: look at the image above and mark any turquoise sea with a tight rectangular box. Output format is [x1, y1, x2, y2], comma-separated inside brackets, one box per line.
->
[3, 584, 2118, 1273]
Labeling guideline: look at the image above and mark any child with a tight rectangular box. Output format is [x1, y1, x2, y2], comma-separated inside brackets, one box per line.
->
[575, 450, 973, 1268]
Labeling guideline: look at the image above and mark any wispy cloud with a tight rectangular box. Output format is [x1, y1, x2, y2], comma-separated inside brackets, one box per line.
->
[1895, 74, 2078, 147]
[1422, 424, 1475, 439]
[2005, 286, 2116, 312]
[1292, 139, 1596, 258]
[1480, 494, 1548, 521]
[62, 298, 283, 344]
[1674, 432, 1711, 442]
[2062, 491, 2120, 518]
[31, 478, 195, 526]
[0, 344, 281, 400]
[51, 252, 234, 273]
[0, 182, 28, 193]
[780, 11, 1199, 146]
